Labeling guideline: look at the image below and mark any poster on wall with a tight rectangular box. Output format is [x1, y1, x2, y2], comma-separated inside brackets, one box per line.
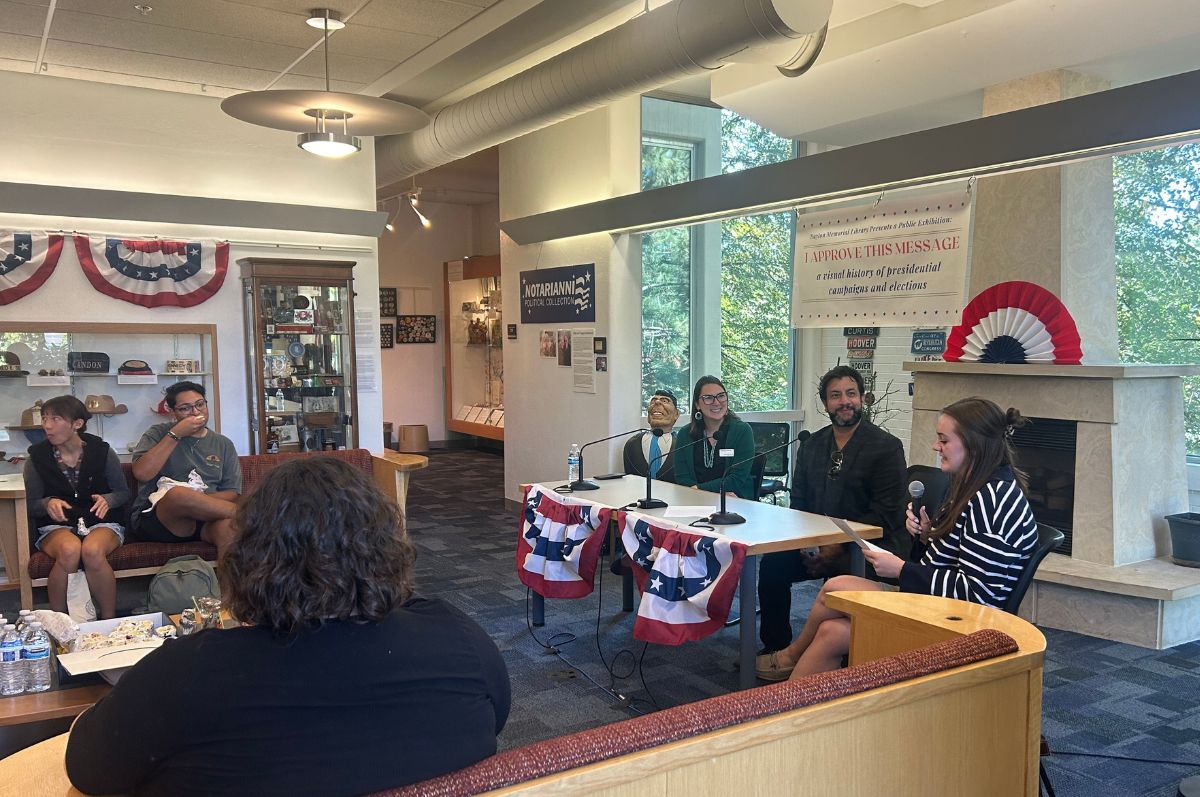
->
[556, 329, 572, 367]
[380, 323, 394, 349]
[396, 315, 436, 343]
[379, 287, 397, 317]
[571, 328, 596, 394]
[539, 330, 556, 358]
[791, 190, 972, 328]
[519, 263, 595, 324]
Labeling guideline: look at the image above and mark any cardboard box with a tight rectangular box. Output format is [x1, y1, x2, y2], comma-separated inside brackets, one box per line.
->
[57, 612, 169, 677]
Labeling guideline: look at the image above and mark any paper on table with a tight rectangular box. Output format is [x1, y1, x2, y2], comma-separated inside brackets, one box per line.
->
[664, 506, 716, 518]
[829, 516, 885, 553]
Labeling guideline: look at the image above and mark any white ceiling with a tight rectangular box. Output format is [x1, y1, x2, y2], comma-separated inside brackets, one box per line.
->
[2, 0, 1197, 183]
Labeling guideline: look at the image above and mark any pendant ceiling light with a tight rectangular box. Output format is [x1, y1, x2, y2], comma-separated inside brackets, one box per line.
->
[221, 9, 428, 159]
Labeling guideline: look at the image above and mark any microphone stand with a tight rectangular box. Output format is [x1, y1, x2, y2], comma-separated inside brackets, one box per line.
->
[710, 430, 810, 525]
[569, 428, 648, 491]
[637, 430, 705, 509]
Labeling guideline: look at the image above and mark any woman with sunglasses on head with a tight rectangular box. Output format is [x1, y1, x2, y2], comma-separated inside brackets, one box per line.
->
[757, 396, 1038, 681]
[22, 395, 129, 619]
[673, 376, 757, 500]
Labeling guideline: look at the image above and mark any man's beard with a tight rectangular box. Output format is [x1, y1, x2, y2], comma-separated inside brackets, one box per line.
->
[828, 406, 863, 428]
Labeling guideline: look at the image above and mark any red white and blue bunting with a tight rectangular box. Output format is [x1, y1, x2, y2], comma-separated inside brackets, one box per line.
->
[516, 485, 613, 599]
[74, 235, 229, 308]
[0, 231, 64, 305]
[617, 511, 747, 646]
[943, 280, 1083, 364]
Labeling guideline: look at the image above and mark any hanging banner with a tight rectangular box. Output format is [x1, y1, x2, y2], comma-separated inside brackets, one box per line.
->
[75, 236, 229, 308]
[519, 263, 595, 324]
[0, 231, 64, 305]
[791, 191, 972, 328]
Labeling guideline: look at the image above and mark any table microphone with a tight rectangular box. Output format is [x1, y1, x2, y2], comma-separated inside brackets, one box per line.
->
[710, 430, 810, 525]
[637, 430, 705, 509]
[570, 428, 649, 490]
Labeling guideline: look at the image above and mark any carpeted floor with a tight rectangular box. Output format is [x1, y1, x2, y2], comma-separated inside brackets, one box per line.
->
[406, 449, 1200, 797]
[9, 448, 1200, 794]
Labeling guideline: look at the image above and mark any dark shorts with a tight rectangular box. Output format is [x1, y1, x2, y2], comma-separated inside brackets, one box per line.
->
[133, 506, 205, 543]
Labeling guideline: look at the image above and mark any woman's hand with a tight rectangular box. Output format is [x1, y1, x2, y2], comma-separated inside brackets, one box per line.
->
[905, 502, 932, 539]
[46, 497, 71, 523]
[90, 494, 110, 520]
[863, 547, 904, 579]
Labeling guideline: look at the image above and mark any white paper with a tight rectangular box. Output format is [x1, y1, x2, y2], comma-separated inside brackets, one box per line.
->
[353, 309, 378, 394]
[665, 505, 716, 518]
[571, 328, 596, 394]
[829, 516, 885, 552]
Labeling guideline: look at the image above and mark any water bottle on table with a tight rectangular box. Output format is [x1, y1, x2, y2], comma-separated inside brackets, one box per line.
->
[567, 443, 580, 484]
[21, 622, 52, 693]
[0, 625, 22, 696]
[14, 610, 30, 633]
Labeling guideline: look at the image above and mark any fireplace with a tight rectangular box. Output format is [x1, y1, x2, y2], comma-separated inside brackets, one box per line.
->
[1011, 418, 1076, 555]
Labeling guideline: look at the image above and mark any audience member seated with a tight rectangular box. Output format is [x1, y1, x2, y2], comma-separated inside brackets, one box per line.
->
[622, 388, 681, 482]
[758, 365, 907, 654]
[65, 456, 511, 797]
[673, 375, 756, 500]
[757, 396, 1037, 682]
[129, 381, 240, 557]
[22, 395, 129, 619]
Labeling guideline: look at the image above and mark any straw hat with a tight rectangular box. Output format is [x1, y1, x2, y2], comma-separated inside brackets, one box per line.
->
[84, 394, 129, 415]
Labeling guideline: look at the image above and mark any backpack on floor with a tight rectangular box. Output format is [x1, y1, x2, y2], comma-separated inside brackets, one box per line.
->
[147, 555, 220, 615]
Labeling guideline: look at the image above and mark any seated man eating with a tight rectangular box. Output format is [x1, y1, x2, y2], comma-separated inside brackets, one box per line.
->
[129, 381, 240, 557]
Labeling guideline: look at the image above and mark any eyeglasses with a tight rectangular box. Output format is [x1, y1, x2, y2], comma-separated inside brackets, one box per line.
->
[174, 399, 208, 414]
[828, 450, 844, 479]
[698, 392, 728, 406]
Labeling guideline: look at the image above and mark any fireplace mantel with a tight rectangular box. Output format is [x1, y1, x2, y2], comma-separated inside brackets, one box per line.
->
[904, 361, 1200, 379]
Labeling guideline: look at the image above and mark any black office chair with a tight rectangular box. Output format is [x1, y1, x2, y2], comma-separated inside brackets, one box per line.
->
[749, 452, 767, 502]
[748, 421, 791, 503]
[1001, 522, 1065, 797]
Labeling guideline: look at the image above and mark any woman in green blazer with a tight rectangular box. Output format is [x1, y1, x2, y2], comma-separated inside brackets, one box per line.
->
[674, 375, 756, 500]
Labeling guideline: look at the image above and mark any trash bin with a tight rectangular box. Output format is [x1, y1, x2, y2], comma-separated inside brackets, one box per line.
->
[1167, 512, 1200, 567]
[382, 422, 394, 450]
[398, 424, 429, 453]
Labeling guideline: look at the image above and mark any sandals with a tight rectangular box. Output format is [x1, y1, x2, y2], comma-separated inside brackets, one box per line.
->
[755, 651, 795, 681]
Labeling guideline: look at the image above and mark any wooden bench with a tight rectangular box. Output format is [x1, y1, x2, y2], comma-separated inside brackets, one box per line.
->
[18, 448, 428, 608]
[0, 592, 1045, 797]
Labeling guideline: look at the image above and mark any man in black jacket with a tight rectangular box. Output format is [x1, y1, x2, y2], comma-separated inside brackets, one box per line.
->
[757, 365, 907, 658]
[622, 389, 680, 483]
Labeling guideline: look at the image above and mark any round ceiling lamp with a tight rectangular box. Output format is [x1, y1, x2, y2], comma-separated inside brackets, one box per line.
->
[220, 9, 428, 158]
[305, 8, 345, 30]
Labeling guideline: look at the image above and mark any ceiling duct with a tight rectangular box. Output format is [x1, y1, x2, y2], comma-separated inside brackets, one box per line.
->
[375, 0, 833, 185]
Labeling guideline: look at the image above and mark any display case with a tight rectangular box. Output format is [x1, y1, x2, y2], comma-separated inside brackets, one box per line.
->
[240, 258, 358, 454]
[444, 255, 503, 441]
[0, 322, 218, 474]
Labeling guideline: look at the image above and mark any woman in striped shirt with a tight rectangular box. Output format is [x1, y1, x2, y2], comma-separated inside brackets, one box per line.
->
[756, 396, 1037, 682]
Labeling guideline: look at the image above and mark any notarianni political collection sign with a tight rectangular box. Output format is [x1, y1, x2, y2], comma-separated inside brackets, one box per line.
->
[519, 263, 596, 324]
[791, 191, 972, 328]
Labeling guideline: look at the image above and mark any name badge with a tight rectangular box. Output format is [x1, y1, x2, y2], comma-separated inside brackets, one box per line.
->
[719, 448, 735, 458]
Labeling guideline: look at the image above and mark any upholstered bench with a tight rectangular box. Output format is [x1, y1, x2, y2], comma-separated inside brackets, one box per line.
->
[19, 448, 426, 607]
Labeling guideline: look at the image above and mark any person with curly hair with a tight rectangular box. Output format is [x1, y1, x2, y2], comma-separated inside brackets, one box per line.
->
[756, 397, 1038, 682]
[65, 456, 511, 797]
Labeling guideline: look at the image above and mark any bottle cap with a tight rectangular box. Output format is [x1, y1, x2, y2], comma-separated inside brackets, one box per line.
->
[3, 625, 13, 631]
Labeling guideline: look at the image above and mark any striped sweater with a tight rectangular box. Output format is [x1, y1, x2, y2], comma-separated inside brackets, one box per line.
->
[899, 466, 1038, 608]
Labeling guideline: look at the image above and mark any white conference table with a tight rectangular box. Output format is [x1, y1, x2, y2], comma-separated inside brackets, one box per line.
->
[526, 475, 882, 689]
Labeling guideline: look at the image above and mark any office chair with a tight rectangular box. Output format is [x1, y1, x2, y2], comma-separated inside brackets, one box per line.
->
[748, 421, 791, 503]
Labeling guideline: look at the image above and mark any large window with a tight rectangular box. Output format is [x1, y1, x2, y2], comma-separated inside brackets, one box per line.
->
[640, 97, 796, 413]
[1114, 142, 1200, 455]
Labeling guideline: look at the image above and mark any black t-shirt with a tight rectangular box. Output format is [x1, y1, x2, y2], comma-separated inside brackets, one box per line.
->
[66, 597, 511, 797]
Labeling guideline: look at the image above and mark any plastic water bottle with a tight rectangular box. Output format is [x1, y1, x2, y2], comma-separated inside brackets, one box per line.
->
[274, 388, 285, 411]
[0, 625, 22, 696]
[567, 443, 580, 484]
[14, 610, 30, 633]
[20, 622, 51, 693]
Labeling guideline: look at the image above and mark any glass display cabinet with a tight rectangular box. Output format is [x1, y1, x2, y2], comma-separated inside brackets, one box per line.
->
[444, 255, 503, 441]
[0, 322, 218, 473]
[239, 258, 358, 454]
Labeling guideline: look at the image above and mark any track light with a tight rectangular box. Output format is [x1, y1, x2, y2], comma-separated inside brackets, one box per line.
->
[407, 192, 432, 228]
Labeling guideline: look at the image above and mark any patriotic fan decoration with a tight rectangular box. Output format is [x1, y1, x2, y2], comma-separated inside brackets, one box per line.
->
[0, 231, 64, 305]
[75, 236, 229, 308]
[516, 485, 612, 599]
[943, 281, 1082, 364]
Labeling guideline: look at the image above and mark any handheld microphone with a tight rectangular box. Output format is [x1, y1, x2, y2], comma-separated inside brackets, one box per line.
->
[710, 430, 811, 525]
[638, 429, 704, 509]
[570, 428, 649, 490]
[908, 479, 925, 530]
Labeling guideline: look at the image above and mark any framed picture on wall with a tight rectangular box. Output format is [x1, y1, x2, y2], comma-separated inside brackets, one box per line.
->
[380, 322, 394, 349]
[379, 287, 398, 317]
[397, 315, 436, 343]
